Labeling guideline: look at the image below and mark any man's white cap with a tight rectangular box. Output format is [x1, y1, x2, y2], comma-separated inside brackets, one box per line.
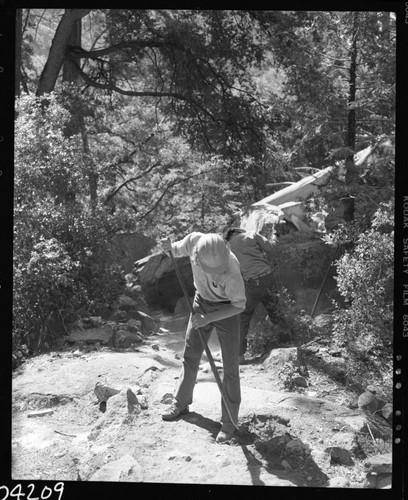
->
[195, 234, 230, 274]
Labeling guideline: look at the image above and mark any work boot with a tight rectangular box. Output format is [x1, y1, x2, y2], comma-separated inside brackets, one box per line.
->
[162, 402, 189, 421]
[216, 423, 236, 444]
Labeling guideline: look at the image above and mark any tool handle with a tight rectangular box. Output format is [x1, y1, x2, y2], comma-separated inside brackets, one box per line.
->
[167, 243, 239, 430]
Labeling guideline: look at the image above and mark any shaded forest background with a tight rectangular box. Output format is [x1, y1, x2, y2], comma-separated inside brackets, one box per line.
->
[13, 9, 395, 377]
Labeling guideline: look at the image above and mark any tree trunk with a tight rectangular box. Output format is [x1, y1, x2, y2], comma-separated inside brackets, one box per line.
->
[59, 13, 98, 207]
[347, 14, 358, 150]
[62, 15, 82, 82]
[79, 117, 98, 210]
[15, 9, 23, 98]
[36, 9, 91, 96]
[200, 186, 205, 222]
[345, 12, 359, 176]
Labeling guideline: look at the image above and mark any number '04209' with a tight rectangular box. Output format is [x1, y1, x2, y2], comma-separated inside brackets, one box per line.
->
[0, 483, 64, 500]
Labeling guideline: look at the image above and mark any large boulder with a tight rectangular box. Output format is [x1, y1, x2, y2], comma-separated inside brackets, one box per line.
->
[365, 453, 392, 475]
[65, 326, 114, 345]
[364, 453, 392, 489]
[134, 253, 194, 312]
[263, 347, 299, 371]
[302, 345, 347, 383]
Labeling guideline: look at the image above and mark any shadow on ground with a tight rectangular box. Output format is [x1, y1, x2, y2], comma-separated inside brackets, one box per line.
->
[236, 416, 329, 487]
[179, 410, 329, 487]
[181, 411, 221, 439]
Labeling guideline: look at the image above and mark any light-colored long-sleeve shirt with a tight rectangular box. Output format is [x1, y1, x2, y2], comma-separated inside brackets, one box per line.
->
[227, 230, 276, 281]
[171, 232, 246, 309]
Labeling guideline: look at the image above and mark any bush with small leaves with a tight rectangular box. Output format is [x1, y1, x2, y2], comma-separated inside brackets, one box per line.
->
[332, 200, 394, 353]
[13, 92, 127, 359]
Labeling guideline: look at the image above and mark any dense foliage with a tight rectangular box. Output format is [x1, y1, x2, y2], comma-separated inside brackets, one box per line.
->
[332, 201, 394, 353]
[14, 94, 127, 352]
[14, 9, 396, 362]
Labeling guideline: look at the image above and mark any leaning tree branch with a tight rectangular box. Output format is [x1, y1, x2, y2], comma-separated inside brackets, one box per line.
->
[137, 165, 222, 221]
[137, 175, 195, 221]
[103, 162, 161, 205]
[69, 40, 169, 60]
[69, 55, 221, 126]
[72, 61, 185, 98]
[36, 9, 91, 96]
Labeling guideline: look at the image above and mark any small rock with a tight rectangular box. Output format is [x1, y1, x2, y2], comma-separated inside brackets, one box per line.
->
[127, 318, 142, 328]
[117, 295, 139, 311]
[88, 316, 103, 327]
[144, 365, 162, 373]
[94, 382, 121, 403]
[133, 310, 158, 334]
[161, 393, 174, 404]
[293, 376, 308, 388]
[329, 349, 342, 357]
[281, 460, 292, 470]
[27, 409, 54, 418]
[310, 449, 328, 463]
[366, 385, 378, 393]
[126, 320, 142, 334]
[127, 388, 141, 413]
[263, 347, 298, 370]
[365, 472, 379, 488]
[138, 395, 148, 409]
[89, 454, 143, 482]
[126, 284, 142, 295]
[377, 474, 392, 489]
[131, 385, 142, 395]
[200, 361, 223, 373]
[109, 310, 128, 322]
[364, 453, 392, 474]
[331, 432, 357, 451]
[326, 477, 351, 488]
[358, 389, 380, 413]
[286, 439, 305, 452]
[326, 446, 354, 466]
[167, 451, 192, 462]
[114, 329, 143, 348]
[335, 415, 367, 433]
[380, 403, 393, 424]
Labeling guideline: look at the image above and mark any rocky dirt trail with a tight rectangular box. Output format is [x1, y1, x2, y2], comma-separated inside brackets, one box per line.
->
[11, 310, 392, 490]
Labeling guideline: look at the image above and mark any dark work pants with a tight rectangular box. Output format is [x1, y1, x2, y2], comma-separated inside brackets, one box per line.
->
[174, 294, 241, 425]
[239, 274, 282, 356]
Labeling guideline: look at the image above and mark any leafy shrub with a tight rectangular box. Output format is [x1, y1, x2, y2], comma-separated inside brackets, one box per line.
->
[13, 201, 126, 353]
[331, 200, 394, 353]
[13, 93, 126, 357]
[13, 237, 78, 351]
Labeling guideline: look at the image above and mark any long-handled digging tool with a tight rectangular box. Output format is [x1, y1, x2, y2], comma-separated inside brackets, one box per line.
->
[168, 245, 240, 431]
